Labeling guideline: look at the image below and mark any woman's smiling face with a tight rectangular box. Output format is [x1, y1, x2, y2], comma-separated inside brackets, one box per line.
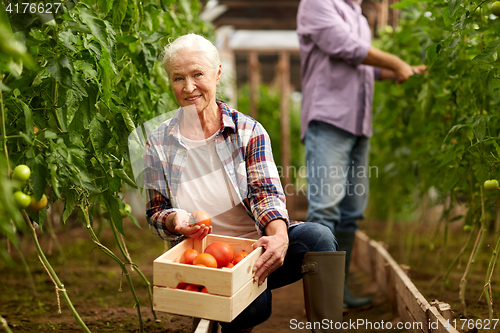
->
[168, 50, 221, 114]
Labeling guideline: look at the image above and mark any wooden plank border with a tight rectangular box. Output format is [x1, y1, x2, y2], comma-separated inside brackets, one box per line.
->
[353, 231, 459, 333]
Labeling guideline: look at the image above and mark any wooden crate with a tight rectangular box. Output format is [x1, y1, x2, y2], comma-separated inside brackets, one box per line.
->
[153, 234, 267, 322]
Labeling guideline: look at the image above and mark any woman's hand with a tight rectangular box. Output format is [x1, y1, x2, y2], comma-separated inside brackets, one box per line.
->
[252, 219, 289, 285]
[169, 211, 212, 240]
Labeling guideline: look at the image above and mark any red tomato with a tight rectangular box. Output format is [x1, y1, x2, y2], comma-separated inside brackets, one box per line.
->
[179, 249, 199, 265]
[176, 282, 188, 289]
[232, 252, 249, 265]
[200, 287, 209, 293]
[204, 241, 235, 268]
[184, 284, 201, 292]
[190, 211, 211, 227]
[225, 262, 234, 268]
[193, 253, 218, 268]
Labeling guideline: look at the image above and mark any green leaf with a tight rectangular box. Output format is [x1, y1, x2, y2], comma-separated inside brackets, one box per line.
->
[78, 7, 115, 57]
[443, 8, 451, 27]
[17, 100, 33, 136]
[466, 128, 474, 142]
[99, 57, 114, 106]
[443, 165, 465, 192]
[473, 39, 500, 62]
[58, 30, 77, 52]
[63, 189, 77, 223]
[31, 161, 48, 201]
[109, 177, 121, 193]
[473, 162, 489, 183]
[121, 108, 136, 132]
[130, 215, 142, 229]
[103, 193, 124, 235]
[90, 115, 111, 163]
[114, 169, 138, 188]
[449, 0, 462, 16]
[425, 44, 440, 65]
[473, 117, 486, 142]
[493, 140, 500, 158]
[440, 148, 458, 166]
[113, 0, 128, 27]
[97, 0, 114, 17]
[47, 56, 73, 88]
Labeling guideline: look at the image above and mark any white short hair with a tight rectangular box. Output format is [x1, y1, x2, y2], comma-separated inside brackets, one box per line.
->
[162, 34, 220, 77]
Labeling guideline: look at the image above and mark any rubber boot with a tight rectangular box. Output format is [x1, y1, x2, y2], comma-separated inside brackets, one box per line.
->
[302, 251, 345, 331]
[335, 231, 372, 310]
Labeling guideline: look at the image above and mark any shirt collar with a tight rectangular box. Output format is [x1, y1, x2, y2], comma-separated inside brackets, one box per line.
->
[166, 99, 234, 142]
[217, 99, 236, 132]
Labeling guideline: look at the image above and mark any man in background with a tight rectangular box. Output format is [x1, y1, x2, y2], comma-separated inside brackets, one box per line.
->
[297, 0, 425, 311]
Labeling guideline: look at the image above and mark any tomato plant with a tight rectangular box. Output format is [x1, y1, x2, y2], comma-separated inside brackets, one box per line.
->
[193, 253, 218, 268]
[179, 249, 199, 265]
[368, 0, 500, 319]
[204, 241, 235, 268]
[190, 211, 211, 227]
[0, 0, 214, 331]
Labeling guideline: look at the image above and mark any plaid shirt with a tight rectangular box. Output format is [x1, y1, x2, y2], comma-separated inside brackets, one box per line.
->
[144, 100, 290, 242]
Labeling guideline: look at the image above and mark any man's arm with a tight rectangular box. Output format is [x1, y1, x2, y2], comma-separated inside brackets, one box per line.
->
[364, 46, 426, 83]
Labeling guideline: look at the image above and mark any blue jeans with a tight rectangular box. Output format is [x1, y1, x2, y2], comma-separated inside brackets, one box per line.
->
[219, 223, 337, 332]
[305, 121, 370, 234]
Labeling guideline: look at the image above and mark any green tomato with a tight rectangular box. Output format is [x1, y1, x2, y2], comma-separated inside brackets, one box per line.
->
[14, 191, 31, 208]
[12, 165, 31, 183]
[491, 1, 500, 16]
[120, 204, 132, 217]
[484, 179, 499, 191]
[463, 225, 472, 233]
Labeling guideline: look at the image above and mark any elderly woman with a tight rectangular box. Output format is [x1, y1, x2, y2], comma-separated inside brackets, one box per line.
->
[144, 34, 344, 333]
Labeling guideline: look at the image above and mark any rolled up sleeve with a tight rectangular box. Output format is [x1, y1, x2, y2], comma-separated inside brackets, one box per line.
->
[245, 123, 289, 235]
[144, 138, 184, 242]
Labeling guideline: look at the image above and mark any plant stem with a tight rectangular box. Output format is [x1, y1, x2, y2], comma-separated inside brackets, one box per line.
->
[109, 220, 157, 320]
[1, 315, 14, 333]
[442, 223, 474, 289]
[0, 73, 10, 175]
[22, 211, 91, 333]
[483, 234, 500, 320]
[459, 186, 487, 317]
[80, 205, 144, 333]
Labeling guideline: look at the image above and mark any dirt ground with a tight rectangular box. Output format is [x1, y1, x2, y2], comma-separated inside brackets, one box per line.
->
[1, 208, 498, 332]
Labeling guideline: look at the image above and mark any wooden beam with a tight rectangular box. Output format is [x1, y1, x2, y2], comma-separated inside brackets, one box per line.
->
[248, 52, 260, 120]
[277, 52, 292, 212]
[233, 48, 300, 55]
[354, 231, 460, 333]
[378, 0, 389, 30]
[214, 18, 297, 30]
